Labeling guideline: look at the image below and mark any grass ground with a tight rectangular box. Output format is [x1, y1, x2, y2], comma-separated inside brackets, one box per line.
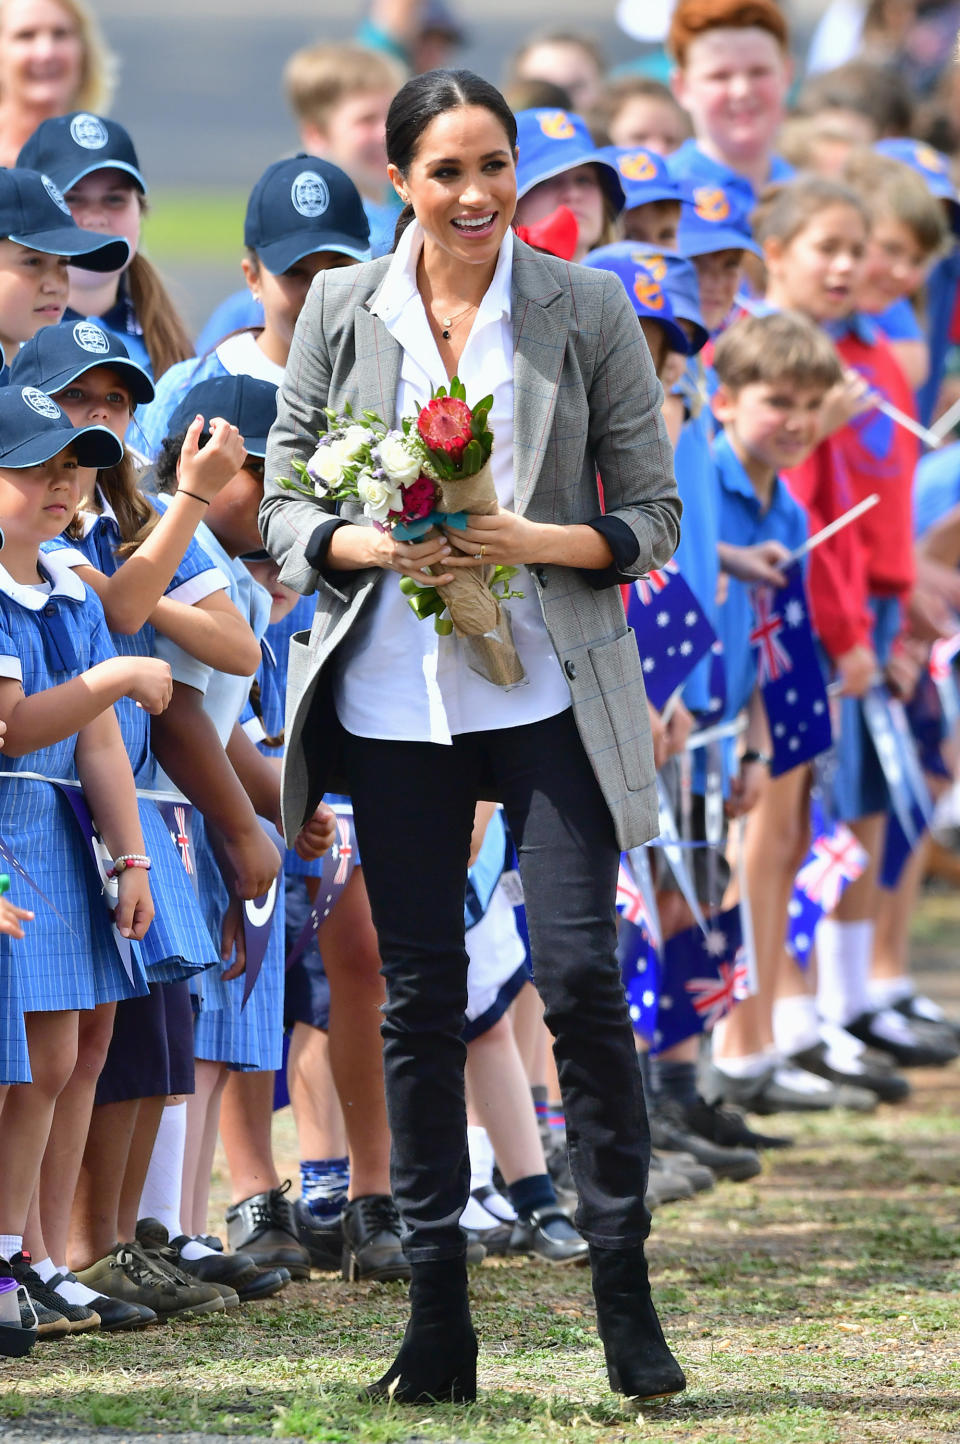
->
[1, 898, 958, 1443]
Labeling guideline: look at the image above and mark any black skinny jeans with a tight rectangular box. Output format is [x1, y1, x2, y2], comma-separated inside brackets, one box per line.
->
[342, 708, 652, 1263]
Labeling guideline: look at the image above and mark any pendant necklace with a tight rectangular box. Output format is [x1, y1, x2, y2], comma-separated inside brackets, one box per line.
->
[437, 302, 476, 340]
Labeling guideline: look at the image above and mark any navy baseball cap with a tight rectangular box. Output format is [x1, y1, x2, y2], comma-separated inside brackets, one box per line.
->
[11, 320, 154, 406]
[167, 375, 279, 458]
[582, 247, 689, 354]
[18, 113, 147, 195]
[0, 169, 129, 272]
[588, 242, 708, 353]
[676, 182, 762, 259]
[0, 385, 123, 468]
[598, 146, 683, 211]
[515, 109, 626, 214]
[245, 155, 370, 274]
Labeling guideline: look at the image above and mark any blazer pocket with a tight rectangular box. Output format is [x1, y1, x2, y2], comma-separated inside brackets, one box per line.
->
[586, 629, 654, 793]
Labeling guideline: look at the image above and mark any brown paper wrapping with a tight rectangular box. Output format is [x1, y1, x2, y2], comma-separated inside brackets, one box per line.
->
[431, 460, 526, 688]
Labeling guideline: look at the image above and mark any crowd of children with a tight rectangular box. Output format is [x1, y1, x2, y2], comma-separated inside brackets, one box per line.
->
[0, 0, 959, 1363]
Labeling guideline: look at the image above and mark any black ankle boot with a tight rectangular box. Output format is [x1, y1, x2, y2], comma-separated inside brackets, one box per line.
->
[589, 1244, 686, 1403]
[364, 1257, 478, 1404]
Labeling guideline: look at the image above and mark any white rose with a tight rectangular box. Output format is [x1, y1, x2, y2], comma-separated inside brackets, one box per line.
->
[357, 471, 402, 523]
[341, 424, 371, 460]
[377, 432, 420, 486]
[306, 442, 343, 490]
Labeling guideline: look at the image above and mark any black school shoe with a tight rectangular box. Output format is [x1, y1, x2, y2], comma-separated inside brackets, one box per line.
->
[788, 1041, 910, 1104]
[48, 1271, 151, 1332]
[508, 1206, 590, 1265]
[294, 1198, 343, 1272]
[136, 1219, 287, 1302]
[225, 1180, 311, 1280]
[893, 992, 960, 1044]
[681, 1093, 794, 1150]
[341, 1195, 411, 1282]
[0, 1258, 37, 1356]
[650, 1098, 762, 1182]
[9, 1253, 99, 1335]
[845, 1010, 960, 1069]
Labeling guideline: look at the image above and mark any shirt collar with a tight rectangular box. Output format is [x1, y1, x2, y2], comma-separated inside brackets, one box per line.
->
[0, 546, 88, 610]
[369, 221, 514, 329]
[824, 312, 877, 345]
[713, 428, 783, 511]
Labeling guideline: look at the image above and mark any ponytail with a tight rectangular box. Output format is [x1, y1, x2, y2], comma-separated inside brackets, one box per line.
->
[126, 253, 194, 380]
[392, 203, 417, 251]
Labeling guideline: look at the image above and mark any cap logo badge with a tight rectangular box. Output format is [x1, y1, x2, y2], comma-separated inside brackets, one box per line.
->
[633, 273, 665, 312]
[41, 174, 72, 216]
[694, 187, 730, 223]
[73, 321, 110, 354]
[538, 111, 576, 141]
[21, 387, 62, 419]
[620, 152, 657, 182]
[291, 171, 330, 218]
[632, 250, 667, 280]
[915, 143, 946, 174]
[69, 113, 109, 150]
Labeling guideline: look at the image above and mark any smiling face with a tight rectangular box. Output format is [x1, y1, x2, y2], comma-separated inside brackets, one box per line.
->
[64, 169, 140, 295]
[672, 27, 790, 168]
[0, 0, 83, 112]
[388, 104, 517, 272]
[714, 380, 828, 480]
[0, 238, 69, 350]
[857, 213, 930, 314]
[0, 449, 80, 552]
[764, 204, 868, 324]
[53, 365, 134, 441]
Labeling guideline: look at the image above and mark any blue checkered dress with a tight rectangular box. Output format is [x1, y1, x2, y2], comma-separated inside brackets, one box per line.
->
[0, 936, 30, 1084]
[45, 507, 225, 983]
[0, 551, 150, 1011]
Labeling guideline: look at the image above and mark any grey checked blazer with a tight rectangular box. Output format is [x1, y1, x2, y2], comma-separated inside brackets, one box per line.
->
[260, 238, 681, 851]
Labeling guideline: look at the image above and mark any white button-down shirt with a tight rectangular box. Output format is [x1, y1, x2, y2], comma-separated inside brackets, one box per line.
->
[332, 222, 571, 744]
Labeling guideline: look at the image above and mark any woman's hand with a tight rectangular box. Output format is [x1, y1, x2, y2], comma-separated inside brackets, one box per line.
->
[443, 512, 547, 568]
[326, 523, 454, 585]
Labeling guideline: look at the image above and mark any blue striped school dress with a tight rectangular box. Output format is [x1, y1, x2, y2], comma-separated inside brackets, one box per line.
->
[0, 937, 31, 1084]
[44, 492, 226, 984]
[149, 509, 280, 1071]
[0, 549, 150, 1011]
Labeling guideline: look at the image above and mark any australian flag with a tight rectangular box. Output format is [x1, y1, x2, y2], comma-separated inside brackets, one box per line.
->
[627, 560, 717, 710]
[865, 688, 936, 890]
[750, 564, 832, 776]
[787, 821, 867, 965]
[616, 851, 660, 1042]
[651, 906, 747, 1055]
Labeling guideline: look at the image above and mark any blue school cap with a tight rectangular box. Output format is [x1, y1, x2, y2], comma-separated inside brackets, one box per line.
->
[589, 242, 709, 354]
[514, 109, 625, 213]
[17, 112, 147, 195]
[10, 320, 154, 406]
[245, 155, 370, 274]
[676, 182, 762, 259]
[598, 146, 683, 211]
[167, 374, 278, 458]
[0, 385, 122, 468]
[582, 246, 690, 354]
[0, 169, 129, 272]
[873, 138, 960, 231]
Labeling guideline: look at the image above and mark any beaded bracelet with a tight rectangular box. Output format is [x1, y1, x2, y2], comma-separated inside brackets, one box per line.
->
[107, 854, 152, 878]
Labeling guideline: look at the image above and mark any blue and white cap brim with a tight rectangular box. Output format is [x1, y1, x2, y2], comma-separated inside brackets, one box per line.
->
[0, 422, 122, 469]
[256, 232, 372, 275]
[54, 158, 148, 196]
[8, 226, 130, 272]
[677, 226, 762, 259]
[21, 355, 154, 407]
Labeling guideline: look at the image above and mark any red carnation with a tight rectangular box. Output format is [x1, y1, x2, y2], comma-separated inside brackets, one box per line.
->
[418, 395, 473, 463]
[398, 475, 438, 522]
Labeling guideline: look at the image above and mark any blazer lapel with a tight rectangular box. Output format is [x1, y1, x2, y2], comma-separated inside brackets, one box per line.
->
[353, 294, 401, 425]
[511, 242, 569, 515]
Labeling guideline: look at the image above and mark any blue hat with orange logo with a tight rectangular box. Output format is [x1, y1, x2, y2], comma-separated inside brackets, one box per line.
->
[873, 138, 960, 231]
[676, 182, 761, 259]
[597, 146, 683, 211]
[515, 109, 625, 214]
[582, 244, 690, 354]
[594, 243, 709, 353]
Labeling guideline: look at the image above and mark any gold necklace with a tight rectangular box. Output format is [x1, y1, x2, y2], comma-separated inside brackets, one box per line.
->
[434, 301, 477, 340]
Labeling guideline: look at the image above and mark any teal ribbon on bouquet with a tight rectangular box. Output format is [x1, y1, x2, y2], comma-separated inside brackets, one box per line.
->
[391, 509, 468, 542]
[391, 512, 525, 636]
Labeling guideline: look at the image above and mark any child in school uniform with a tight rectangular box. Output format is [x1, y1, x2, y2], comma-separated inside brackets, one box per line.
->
[146, 375, 334, 1280]
[0, 166, 129, 364]
[17, 112, 193, 382]
[0, 385, 173, 1334]
[597, 145, 686, 248]
[512, 108, 626, 263]
[136, 156, 372, 459]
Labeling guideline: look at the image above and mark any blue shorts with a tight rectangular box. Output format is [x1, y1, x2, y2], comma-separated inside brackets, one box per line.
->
[284, 874, 331, 1031]
[95, 981, 196, 1105]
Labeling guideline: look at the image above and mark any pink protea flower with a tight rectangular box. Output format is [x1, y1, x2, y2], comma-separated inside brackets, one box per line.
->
[417, 395, 473, 462]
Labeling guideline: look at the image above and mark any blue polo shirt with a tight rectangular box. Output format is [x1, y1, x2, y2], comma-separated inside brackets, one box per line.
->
[713, 429, 807, 720]
[917, 247, 960, 428]
[872, 297, 923, 343]
[672, 369, 720, 715]
[666, 139, 793, 206]
[914, 439, 960, 539]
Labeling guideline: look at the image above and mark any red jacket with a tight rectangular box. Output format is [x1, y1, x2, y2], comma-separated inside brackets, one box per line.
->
[783, 323, 916, 662]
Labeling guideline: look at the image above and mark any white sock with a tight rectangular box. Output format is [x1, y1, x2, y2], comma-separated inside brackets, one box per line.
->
[474, 1188, 516, 1222]
[461, 1194, 504, 1230]
[868, 1008, 921, 1048]
[714, 1048, 774, 1079]
[51, 1267, 100, 1307]
[819, 1022, 868, 1073]
[773, 995, 821, 1057]
[33, 1255, 58, 1282]
[0, 1234, 22, 1262]
[816, 918, 874, 1026]
[179, 1237, 219, 1261]
[771, 1064, 834, 1095]
[139, 1099, 187, 1239]
[468, 1125, 494, 1194]
[867, 976, 913, 1010]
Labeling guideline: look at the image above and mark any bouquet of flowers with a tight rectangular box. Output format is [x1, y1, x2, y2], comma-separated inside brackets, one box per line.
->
[279, 379, 526, 688]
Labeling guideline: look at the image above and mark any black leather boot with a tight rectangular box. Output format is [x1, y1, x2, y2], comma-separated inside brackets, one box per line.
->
[589, 1244, 686, 1403]
[364, 1256, 478, 1404]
